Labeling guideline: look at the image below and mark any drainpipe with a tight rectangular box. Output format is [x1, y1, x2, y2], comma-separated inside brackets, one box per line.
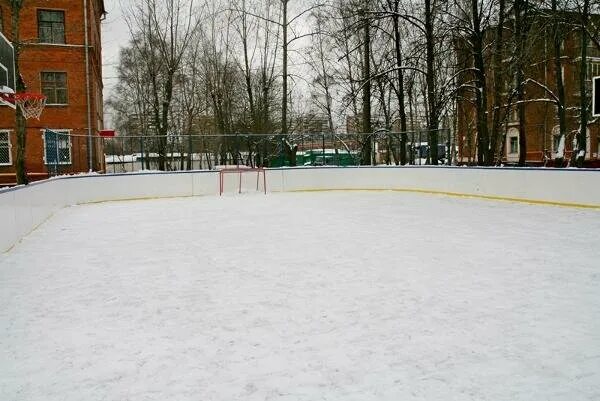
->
[84, 0, 93, 171]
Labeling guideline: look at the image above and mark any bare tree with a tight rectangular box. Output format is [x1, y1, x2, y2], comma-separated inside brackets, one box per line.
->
[386, 0, 409, 165]
[202, 3, 240, 164]
[237, 0, 324, 165]
[177, 35, 206, 170]
[232, 0, 281, 166]
[549, 0, 568, 166]
[452, 0, 493, 165]
[305, 9, 336, 134]
[512, 0, 534, 166]
[574, 0, 590, 167]
[361, 6, 373, 165]
[124, 0, 201, 170]
[489, 0, 507, 165]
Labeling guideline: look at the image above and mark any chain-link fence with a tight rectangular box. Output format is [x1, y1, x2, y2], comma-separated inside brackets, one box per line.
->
[0, 131, 11, 166]
[101, 129, 453, 173]
[2, 128, 452, 185]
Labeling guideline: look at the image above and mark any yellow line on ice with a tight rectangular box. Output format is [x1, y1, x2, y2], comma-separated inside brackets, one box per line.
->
[286, 188, 600, 210]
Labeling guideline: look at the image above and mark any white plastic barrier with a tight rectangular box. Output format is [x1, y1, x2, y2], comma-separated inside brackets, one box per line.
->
[0, 171, 219, 252]
[1, 167, 599, 252]
[267, 166, 600, 207]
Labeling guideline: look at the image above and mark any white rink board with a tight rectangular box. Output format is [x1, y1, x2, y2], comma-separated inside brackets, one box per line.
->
[271, 167, 600, 206]
[1, 167, 599, 252]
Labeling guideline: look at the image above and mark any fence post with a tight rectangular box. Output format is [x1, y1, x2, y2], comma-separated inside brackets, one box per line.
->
[53, 131, 59, 176]
[322, 133, 325, 165]
[140, 136, 145, 171]
[279, 135, 284, 167]
[418, 130, 422, 165]
[236, 132, 240, 167]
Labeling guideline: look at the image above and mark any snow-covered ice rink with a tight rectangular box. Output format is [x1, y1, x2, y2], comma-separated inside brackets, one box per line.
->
[1, 191, 600, 401]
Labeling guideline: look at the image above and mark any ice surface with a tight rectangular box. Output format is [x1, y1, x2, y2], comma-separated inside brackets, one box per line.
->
[1, 191, 600, 401]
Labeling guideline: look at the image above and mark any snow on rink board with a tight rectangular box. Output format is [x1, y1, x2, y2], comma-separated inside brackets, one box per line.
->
[1, 191, 599, 401]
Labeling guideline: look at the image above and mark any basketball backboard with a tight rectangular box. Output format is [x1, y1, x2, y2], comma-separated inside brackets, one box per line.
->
[0, 31, 16, 109]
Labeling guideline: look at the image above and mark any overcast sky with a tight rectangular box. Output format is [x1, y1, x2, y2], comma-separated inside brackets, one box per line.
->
[102, 0, 129, 125]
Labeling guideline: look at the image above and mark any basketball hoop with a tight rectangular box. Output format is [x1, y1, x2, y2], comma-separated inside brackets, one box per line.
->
[0, 92, 47, 120]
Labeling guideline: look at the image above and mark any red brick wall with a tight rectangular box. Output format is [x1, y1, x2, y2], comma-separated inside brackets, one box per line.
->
[456, 23, 600, 165]
[0, 0, 104, 185]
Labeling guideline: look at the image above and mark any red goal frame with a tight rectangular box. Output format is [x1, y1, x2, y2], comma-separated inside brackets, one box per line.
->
[219, 167, 267, 195]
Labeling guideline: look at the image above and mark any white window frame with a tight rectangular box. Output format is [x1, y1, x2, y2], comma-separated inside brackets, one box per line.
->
[0, 129, 12, 166]
[588, 62, 600, 79]
[506, 128, 519, 162]
[509, 107, 519, 123]
[41, 129, 72, 165]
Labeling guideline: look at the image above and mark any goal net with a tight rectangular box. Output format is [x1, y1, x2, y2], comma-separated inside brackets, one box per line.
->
[218, 167, 267, 195]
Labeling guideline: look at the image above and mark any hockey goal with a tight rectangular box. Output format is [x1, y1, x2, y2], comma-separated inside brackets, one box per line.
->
[219, 167, 267, 195]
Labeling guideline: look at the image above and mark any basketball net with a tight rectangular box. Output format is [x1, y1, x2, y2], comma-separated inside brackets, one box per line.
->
[0, 92, 47, 120]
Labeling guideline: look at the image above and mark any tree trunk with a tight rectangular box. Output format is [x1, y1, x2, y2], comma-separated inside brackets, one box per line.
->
[315, 16, 335, 135]
[391, 0, 407, 165]
[576, 0, 589, 168]
[515, 0, 527, 166]
[424, 0, 438, 164]
[158, 72, 174, 171]
[187, 124, 193, 170]
[11, 4, 28, 185]
[490, 0, 505, 164]
[361, 7, 372, 165]
[241, 0, 256, 133]
[472, 0, 490, 166]
[280, 0, 296, 166]
[552, 0, 567, 167]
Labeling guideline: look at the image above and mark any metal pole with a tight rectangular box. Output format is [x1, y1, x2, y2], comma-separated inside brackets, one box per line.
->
[55, 131, 59, 176]
[370, 134, 374, 165]
[219, 171, 223, 196]
[140, 136, 144, 171]
[83, 0, 93, 172]
[419, 130, 422, 165]
[236, 132, 240, 168]
[322, 133, 325, 165]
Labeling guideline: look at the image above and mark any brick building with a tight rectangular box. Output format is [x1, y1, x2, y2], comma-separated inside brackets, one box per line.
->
[456, 13, 600, 166]
[0, 0, 106, 185]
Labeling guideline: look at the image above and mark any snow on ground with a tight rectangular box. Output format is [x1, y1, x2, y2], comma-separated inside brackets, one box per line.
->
[1, 191, 600, 401]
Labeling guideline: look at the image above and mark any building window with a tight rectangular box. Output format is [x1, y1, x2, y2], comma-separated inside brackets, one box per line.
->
[509, 136, 519, 154]
[43, 129, 71, 165]
[41, 72, 68, 105]
[509, 107, 519, 122]
[588, 62, 600, 79]
[0, 130, 11, 165]
[38, 10, 65, 44]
